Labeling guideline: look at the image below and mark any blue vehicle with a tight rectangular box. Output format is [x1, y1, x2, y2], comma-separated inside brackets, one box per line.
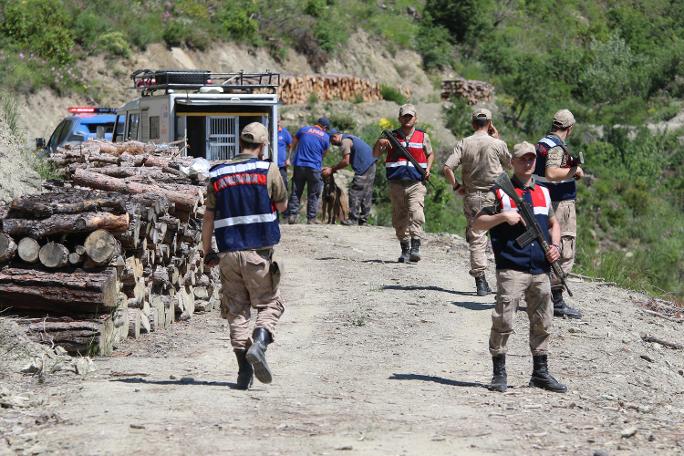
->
[39, 107, 118, 154]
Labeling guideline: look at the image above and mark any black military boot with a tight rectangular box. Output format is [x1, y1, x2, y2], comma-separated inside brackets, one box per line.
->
[552, 288, 582, 319]
[398, 241, 410, 263]
[246, 327, 273, 384]
[409, 238, 421, 262]
[234, 349, 253, 390]
[475, 276, 490, 296]
[529, 355, 567, 393]
[489, 354, 507, 392]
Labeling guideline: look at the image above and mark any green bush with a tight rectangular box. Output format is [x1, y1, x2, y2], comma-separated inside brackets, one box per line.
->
[444, 97, 473, 139]
[95, 31, 131, 58]
[380, 85, 407, 105]
[415, 22, 453, 70]
[329, 113, 356, 132]
[74, 11, 111, 51]
[215, 1, 260, 44]
[2, 0, 75, 63]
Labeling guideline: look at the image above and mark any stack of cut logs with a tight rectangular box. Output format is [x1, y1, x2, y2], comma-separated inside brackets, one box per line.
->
[279, 74, 383, 104]
[0, 140, 219, 356]
[440, 78, 495, 104]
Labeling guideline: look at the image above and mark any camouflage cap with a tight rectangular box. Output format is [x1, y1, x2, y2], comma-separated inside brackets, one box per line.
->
[399, 103, 417, 117]
[240, 122, 269, 144]
[512, 141, 536, 159]
[552, 109, 575, 128]
[472, 107, 492, 121]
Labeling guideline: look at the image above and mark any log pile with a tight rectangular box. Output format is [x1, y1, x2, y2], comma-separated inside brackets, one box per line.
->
[0, 142, 220, 356]
[441, 78, 495, 105]
[279, 74, 383, 104]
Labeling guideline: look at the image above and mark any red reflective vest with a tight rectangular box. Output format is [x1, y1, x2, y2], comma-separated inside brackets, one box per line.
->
[385, 129, 427, 181]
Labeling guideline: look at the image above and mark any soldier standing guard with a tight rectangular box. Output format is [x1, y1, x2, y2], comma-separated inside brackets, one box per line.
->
[535, 109, 583, 319]
[201, 122, 288, 390]
[443, 108, 511, 296]
[473, 142, 567, 393]
[373, 104, 434, 262]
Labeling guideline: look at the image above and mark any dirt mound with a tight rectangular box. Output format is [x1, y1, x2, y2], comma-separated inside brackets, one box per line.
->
[0, 104, 41, 202]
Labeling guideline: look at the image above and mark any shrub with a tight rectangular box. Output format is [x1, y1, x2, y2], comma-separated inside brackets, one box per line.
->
[95, 32, 131, 58]
[215, 1, 260, 44]
[415, 21, 453, 70]
[380, 85, 407, 105]
[329, 113, 355, 132]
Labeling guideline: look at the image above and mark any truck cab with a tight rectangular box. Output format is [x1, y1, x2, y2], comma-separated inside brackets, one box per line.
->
[39, 107, 117, 154]
[114, 69, 280, 162]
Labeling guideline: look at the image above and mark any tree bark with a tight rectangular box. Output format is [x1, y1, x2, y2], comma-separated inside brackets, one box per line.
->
[3, 212, 129, 239]
[0, 232, 17, 262]
[0, 267, 120, 313]
[18, 315, 115, 356]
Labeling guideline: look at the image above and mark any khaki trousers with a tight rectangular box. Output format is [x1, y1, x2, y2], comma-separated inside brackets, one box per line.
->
[218, 249, 285, 350]
[463, 191, 495, 278]
[551, 200, 576, 289]
[389, 180, 427, 241]
[489, 269, 553, 356]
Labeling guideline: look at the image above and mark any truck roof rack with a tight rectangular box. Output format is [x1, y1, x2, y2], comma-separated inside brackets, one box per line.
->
[131, 69, 281, 95]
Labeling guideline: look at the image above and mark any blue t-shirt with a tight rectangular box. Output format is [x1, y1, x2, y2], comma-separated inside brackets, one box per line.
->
[277, 127, 292, 168]
[292, 125, 330, 170]
[342, 134, 376, 175]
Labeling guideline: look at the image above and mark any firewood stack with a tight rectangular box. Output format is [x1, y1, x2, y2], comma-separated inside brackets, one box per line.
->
[0, 141, 220, 356]
[440, 78, 495, 104]
[279, 74, 384, 104]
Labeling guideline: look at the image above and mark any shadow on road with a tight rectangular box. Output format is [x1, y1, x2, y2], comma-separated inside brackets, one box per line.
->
[315, 256, 387, 264]
[451, 301, 495, 311]
[112, 377, 238, 389]
[389, 373, 488, 389]
[383, 285, 476, 296]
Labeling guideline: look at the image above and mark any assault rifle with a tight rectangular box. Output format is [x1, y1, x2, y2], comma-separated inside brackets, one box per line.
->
[494, 172, 572, 296]
[381, 130, 431, 184]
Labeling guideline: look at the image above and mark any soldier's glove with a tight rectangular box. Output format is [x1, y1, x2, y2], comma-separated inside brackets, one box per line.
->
[204, 251, 220, 268]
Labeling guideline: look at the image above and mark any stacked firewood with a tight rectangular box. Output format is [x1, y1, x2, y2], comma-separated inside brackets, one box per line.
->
[0, 141, 219, 356]
[279, 74, 383, 104]
[440, 78, 495, 104]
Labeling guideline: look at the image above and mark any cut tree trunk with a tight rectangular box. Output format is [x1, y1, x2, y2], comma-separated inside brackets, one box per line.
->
[84, 229, 120, 266]
[2, 212, 129, 239]
[72, 169, 200, 216]
[0, 233, 17, 262]
[0, 267, 120, 313]
[18, 315, 115, 356]
[17, 237, 40, 264]
[38, 242, 69, 269]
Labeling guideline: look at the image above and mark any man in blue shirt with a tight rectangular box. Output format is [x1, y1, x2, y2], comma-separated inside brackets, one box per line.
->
[323, 131, 377, 225]
[285, 117, 331, 224]
[277, 121, 292, 189]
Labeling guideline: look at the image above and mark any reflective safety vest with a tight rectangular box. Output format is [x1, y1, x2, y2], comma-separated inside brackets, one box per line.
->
[209, 158, 280, 252]
[534, 135, 576, 202]
[490, 183, 553, 274]
[385, 129, 427, 181]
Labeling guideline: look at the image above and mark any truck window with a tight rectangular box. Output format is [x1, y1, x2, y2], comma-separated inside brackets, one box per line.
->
[126, 113, 140, 140]
[47, 120, 70, 151]
[114, 115, 125, 142]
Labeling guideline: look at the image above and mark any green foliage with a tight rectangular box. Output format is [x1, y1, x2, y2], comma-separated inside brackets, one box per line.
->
[444, 97, 473, 139]
[329, 113, 355, 132]
[73, 11, 111, 52]
[215, 0, 261, 44]
[380, 85, 407, 105]
[415, 22, 453, 70]
[2, 0, 74, 64]
[95, 32, 131, 58]
[425, 0, 493, 45]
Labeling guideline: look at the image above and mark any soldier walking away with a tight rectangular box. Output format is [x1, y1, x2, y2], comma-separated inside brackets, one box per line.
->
[373, 104, 434, 263]
[535, 109, 583, 319]
[202, 122, 288, 390]
[277, 121, 292, 190]
[285, 117, 332, 224]
[443, 108, 511, 296]
[473, 142, 567, 394]
[323, 131, 377, 226]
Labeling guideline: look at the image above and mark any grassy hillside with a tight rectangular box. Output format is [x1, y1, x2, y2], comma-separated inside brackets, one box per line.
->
[0, 0, 682, 300]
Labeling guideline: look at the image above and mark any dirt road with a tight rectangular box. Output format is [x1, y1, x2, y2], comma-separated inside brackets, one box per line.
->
[2, 225, 683, 455]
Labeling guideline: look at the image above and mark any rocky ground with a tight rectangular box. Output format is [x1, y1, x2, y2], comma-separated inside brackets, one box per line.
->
[1, 224, 683, 456]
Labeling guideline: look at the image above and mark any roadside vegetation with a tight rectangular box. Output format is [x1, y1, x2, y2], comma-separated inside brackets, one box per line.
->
[0, 0, 681, 299]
